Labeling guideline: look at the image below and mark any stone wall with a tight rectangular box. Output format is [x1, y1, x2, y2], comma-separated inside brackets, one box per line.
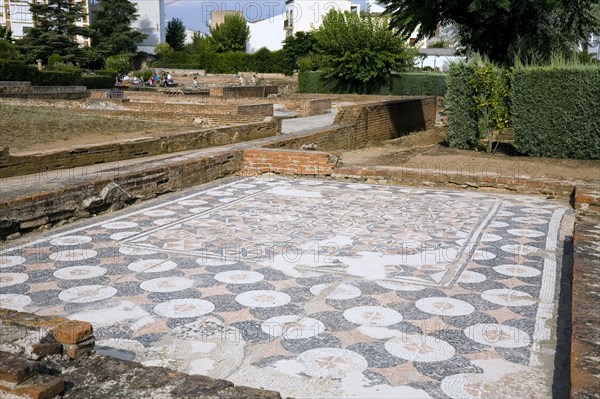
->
[0, 150, 245, 239]
[268, 98, 437, 151]
[0, 309, 281, 399]
[0, 120, 280, 179]
[242, 149, 339, 176]
[281, 98, 332, 116]
[210, 86, 279, 98]
[0, 81, 31, 94]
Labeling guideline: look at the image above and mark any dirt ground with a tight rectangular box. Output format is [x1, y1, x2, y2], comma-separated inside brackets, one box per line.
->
[0, 103, 187, 154]
[342, 129, 600, 182]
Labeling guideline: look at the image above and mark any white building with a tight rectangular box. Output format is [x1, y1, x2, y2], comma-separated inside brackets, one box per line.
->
[416, 48, 463, 72]
[131, 0, 165, 53]
[247, 13, 286, 53]
[283, 0, 360, 38]
[0, 0, 91, 45]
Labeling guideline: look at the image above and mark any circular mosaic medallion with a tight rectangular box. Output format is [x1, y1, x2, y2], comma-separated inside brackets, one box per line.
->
[376, 281, 425, 291]
[261, 315, 325, 339]
[343, 306, 403, 327]
[493, 264, 541, 278]
[54, 266, 107, 280]
[298, 348, 368, 378]
[0, 273, 29, 288]
[471, 250, 496, 261]
[0, 294, 31, 310]
[309, 283, 361, 300]
[59, 285, 117, 303]
[140, 277, 194, 293]
[480, 233, 502, 242]
[49, 249, 97, 262]
[481, 289, 537, 307]
[415, 297, 475, 316]
[512, 217, 547, 225]
[520, 208, 552, 215]
[128, 259, 177, 273]
[110, 231, 137, 241]
[154, 298, 215, 318]
[50, 236, 92, 246]
[385, 334, 456, 362]
[235, 290, 291, 308]
[196, 258, 237, 267]
[464, 323, 530, 348]
[441, 373, 494, 399]
[118, 246, 157, 256]
[101, 221, 139, 230]
[143, 210, 176, 217]
[500, 244, 541, 256]
[0, 256, 26, 269]
[507, 229, 545, 238]
[153, 218, 179, 226]
[214, 270, 264, 284]
[177, 199, 208, 206]
[457, 271, 487, 284]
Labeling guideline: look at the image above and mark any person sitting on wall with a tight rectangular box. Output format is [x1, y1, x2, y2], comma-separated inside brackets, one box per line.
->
[166, 72, 173, 86]
[251, 74, 258, 86]
[192, 76, 199, 88]
[238, 74, 245, 86]
[154, 73, 160, 87]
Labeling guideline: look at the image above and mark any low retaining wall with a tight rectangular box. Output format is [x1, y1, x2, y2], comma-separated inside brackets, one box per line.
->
[210, 86, 279, 98]
[242, 148, 339, 176]
[0, 85, 88, 99]
[0, 120, 280, 179]
[0, 81, 31, 94]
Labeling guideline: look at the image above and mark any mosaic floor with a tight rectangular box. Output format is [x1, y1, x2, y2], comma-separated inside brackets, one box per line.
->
[0, 176, 573, 398]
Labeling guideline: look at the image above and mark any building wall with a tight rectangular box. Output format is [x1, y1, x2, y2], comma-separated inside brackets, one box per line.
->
[209, 10, 241, 30]
[247, 12, 286, 52]
[284, 0, 360, 37]
[131, 0, 165, 53]
[1, 0, 90, 46]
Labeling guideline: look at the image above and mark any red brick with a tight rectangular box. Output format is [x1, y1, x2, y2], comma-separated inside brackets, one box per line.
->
[3, 374, 64, 399]
[0, 352, 37, 384]
[52, 320, 93, 345]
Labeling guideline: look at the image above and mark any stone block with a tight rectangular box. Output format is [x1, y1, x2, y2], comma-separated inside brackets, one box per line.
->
[0, 351, 37, 384]
[63, 337, 95, 359]
[53, 320, 93, 345]
[0, 374, 65, 399]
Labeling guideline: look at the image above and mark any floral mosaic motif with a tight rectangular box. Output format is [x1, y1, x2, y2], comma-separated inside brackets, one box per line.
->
[0, 176, 572, 398]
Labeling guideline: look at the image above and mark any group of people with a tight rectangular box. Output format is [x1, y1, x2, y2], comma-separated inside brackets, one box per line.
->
[238, 74, 259, 86]
[147, 71, 174, 87]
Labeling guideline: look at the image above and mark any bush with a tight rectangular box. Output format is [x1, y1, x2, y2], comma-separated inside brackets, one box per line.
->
[104, 55, 131, 75]
[298, 70, 447, 96]
[0, 59, 31, 81]
[81, 72, 116, 89]
[29, 69, 82, 86]
[511, 65, 600, 159]
[445, 62, 479, 149]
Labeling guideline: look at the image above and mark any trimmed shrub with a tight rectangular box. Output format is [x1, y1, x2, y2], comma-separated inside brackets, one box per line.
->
[445, 62, 479, 149]
[298, 70, 447, 96]
[30, 69, 82, 86]
[0, 59, 31, 81]
[81, 74, 115, 89]
[511, 65, 600, 160]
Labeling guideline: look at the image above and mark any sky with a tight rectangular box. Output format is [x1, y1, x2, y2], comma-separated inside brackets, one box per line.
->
[165, 0, 368, 33]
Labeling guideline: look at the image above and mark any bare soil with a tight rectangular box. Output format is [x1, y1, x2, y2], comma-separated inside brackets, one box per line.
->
[1, 103, 192, 154]
[342, 128, 600, 182]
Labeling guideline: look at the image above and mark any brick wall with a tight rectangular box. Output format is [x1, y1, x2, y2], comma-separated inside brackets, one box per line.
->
[267, 98, 437, 151]
[242, 149, 339, 176]
[0, 151, 245, 239]
[0, 120, 281, 179]
[210, 86, 279, 98]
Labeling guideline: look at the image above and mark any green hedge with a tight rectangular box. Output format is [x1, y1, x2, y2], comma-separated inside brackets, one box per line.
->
[298, 71, 447, 96]
[81, 74, 116, 89]
[0, 59, 115, 89]
[511, 65, 600, 160]
[445, 62, 480, 149]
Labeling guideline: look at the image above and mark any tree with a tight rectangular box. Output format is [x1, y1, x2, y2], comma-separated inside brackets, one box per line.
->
[313, 10, 416, 84]
[91, 0, 146, 56]
[166, 18, 186, 51]
[0, 25, 12, 41]
[386, 0, 600, 65]
[17, 0, 91, 64]
[209, 14, 250, 53]
[281, 31, 317, 75]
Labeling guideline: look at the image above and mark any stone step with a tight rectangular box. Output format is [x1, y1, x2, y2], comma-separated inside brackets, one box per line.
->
[0, 373, 64, 399]
[0, 352, 64, 399]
